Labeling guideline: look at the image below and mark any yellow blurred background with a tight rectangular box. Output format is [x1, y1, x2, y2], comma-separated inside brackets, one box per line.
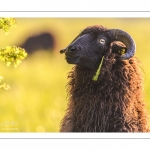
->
[0, 18, 150, 132]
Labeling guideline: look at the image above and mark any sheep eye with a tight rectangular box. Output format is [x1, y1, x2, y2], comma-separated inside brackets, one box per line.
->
[99, 38, 105, 44]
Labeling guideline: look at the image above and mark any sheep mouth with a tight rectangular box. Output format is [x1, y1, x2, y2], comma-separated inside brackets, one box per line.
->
[65, 55, 79, 64]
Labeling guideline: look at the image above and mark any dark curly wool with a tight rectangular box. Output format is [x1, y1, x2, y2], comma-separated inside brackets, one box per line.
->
[60, 25, 149, 132]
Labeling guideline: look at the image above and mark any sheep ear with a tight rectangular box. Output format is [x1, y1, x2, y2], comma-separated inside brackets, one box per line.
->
[111, 42, 127, 55]
[109, 29, 136, 59]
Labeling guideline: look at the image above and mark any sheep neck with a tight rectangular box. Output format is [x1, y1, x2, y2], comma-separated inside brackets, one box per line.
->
[66, 57, 148, 132]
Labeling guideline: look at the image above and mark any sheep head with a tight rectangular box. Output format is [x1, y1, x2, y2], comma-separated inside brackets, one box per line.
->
[60, 25, 136, 70]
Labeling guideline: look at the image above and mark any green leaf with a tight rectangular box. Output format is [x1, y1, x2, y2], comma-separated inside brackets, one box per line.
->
[0, 18, 27, 91]
[0, 46, 27, 67]
[92, 56, 104, 81]
[0, 18, 16, 33]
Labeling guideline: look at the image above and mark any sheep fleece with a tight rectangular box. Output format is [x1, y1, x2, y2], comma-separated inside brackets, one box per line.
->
[60, 28, 149, 132]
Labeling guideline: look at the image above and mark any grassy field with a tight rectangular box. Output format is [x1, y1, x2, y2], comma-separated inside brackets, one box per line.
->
[0, 51, 72, 132]
[0, 18, 150, 132]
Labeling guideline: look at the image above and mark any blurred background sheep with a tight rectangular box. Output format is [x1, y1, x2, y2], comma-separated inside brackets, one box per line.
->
[19, 32, 55, 54]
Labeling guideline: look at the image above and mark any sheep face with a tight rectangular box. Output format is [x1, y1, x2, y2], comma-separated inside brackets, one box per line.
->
[65, 32, 111, 69]
[60, 25, 135, 69]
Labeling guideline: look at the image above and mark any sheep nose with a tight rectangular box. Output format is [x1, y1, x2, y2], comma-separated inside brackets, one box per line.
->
[66, 45, 77, 53]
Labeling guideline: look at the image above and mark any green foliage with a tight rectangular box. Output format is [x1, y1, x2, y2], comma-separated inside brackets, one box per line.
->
[0, 18, 16, 33]
[0, 46, 27, 68]
[0, 51, 69, 132]
[0, 18, 27, 90]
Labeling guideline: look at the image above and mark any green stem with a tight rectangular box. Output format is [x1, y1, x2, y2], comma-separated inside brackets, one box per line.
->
[92, 56, 104, 81]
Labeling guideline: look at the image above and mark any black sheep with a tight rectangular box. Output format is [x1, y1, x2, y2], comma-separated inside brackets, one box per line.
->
[59, 25, 149, 132]
[20, 32, 55, 54]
